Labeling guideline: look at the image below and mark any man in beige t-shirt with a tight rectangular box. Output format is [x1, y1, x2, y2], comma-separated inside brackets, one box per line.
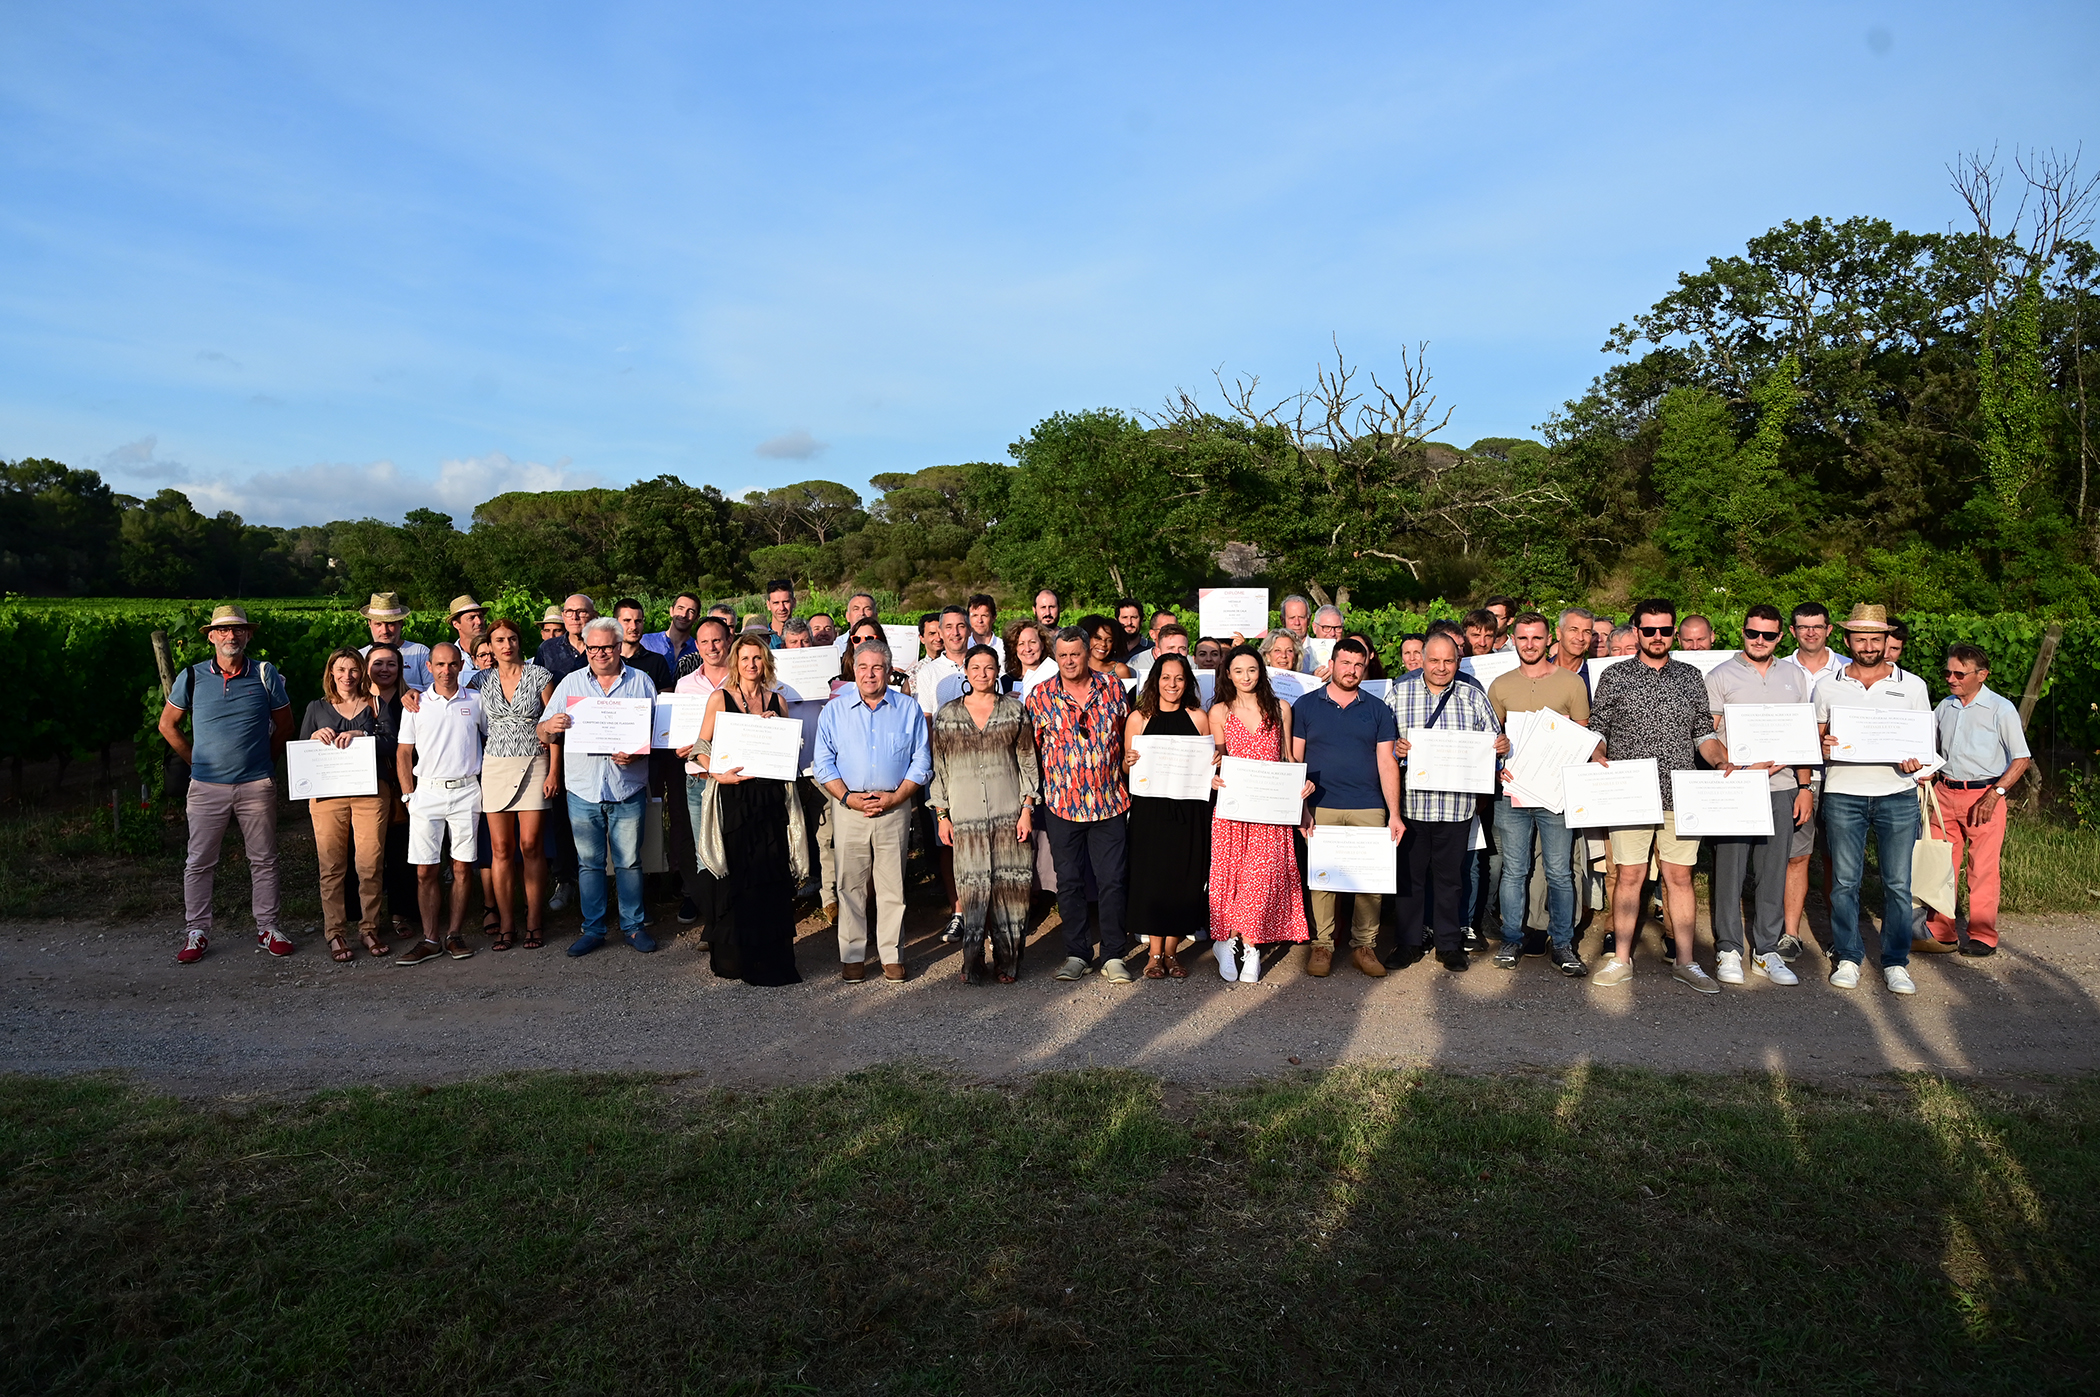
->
[1483, 614, 1594, 977]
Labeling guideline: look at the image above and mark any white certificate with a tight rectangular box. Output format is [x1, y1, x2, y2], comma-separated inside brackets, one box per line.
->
[1359, 677, 1389, 700]
[1561, 758, 1664, 828]
[1502, 709, 1601, 812]
[650, 694, 710, 750]
[1723, 703, 1821, 767]
[1266, 667, 1311, 701]
[1198, 587, 1268, 641]
[1460, 650, 1521, 687]
[1674, 648, 1741, 675]
[1670, 770, 1775, 837]
[1305, 824, 1398, 894]
[1214, 756, 1306, 825]
[1301, 638, 1336, 671]
[881, 624, 922, 664]
[286, 737, 378, 800]
[706, 710, 803, 782]
[1404, 728, 1497, 794]
[1129, 733, 1215, 802]
[566, 695, 653, 756]
[1827, 707, 1937, 764]
[772, 647, 841, 702]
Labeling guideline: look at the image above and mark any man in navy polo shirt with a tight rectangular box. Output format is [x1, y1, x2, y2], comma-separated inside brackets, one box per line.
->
[1291, 638, 1403, 978]
[158, 605, 294, 964]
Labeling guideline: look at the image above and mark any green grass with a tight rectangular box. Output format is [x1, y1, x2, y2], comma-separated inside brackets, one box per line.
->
[4, 1066, 2094, 1394]
[2001, 814, 2100, 914]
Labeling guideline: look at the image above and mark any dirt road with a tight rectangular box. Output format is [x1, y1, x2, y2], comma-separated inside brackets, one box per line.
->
[8, 900, 2096, 1098]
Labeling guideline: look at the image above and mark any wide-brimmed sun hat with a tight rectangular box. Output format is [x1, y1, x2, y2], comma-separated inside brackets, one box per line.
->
[199, 604, 254, 633]
[446, 594, 487, 620]
[357, 591, 412, 621]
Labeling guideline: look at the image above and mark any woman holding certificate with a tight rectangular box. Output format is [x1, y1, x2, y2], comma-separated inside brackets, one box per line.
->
[1206, 645, 1309, 981]
[359, 643, 423, 946]
[477, 617, 558, 951]
[298, 648, 390, 961]
[928, 645, 1040, 982]
[1122, 654, 1211, 978]
[695, 634, 802, 986]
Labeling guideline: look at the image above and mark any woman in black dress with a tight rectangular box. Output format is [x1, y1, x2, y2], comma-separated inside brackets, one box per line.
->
[696, 634, 802, 986]
[1121, 653, 1212, 978]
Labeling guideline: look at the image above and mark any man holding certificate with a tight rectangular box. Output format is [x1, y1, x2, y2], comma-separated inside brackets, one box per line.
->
[1386, 634, 1504, 972]
[1486, 614, 1592, 977]
[1290, 638, 1404, 977]
[538, 617, 660, 958]
[1586, 599, 1723, 994]
[1698, 605, 1816, 988]
[1814, 605, 1933, 995]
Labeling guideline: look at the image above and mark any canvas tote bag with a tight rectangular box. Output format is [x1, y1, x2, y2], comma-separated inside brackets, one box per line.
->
[1911, 783, 1958, 918]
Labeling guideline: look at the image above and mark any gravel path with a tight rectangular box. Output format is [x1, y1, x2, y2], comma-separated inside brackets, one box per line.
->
[7, 903, 2098, 1098]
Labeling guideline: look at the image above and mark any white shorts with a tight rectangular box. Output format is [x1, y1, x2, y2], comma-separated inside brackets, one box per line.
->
[408, 780, 481, 864]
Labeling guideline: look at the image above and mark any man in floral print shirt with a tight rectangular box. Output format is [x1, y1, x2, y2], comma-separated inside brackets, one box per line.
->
[1025, 627, 1136, 984]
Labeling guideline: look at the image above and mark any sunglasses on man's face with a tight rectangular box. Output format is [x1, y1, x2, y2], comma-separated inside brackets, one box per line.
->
[1943, 667, 1973, 679]
[1638, 625, 1674, 637]
[1743, 627, 1781, 640]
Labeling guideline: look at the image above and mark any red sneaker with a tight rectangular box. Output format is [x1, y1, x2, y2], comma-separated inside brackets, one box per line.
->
[259, 928, 295, 957]
[177, 931, 209, 964]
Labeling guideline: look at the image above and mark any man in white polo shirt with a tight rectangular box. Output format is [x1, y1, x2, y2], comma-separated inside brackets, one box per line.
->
[1814, 605, 1930, 996]
[394, 641, 485, 966]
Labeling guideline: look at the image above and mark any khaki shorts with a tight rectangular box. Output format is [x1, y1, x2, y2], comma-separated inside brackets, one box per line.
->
[1608, 811, 1698, 868]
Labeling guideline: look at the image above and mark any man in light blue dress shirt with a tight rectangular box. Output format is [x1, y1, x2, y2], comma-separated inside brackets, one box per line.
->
[538, 617, 659, 957]
[815, 641, 933, 981]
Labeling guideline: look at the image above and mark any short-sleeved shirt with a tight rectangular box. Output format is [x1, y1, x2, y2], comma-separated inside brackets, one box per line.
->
[1814, 666, 1932, 797]
[1025, 671, 1132, 822]
[1935, 685, 2030, 783]
[534, 635, 590, 682]
[168, 657, 289, 785]
[1587, 657, 1711, 811]
[1486, 667, 1590, 727]
[641, 629, 698, 669]
[397, 686, 486, 782]
[1704, 654, 1813, 792]
[1295, 684, 1399, 811]
[622, 645, 673, 694]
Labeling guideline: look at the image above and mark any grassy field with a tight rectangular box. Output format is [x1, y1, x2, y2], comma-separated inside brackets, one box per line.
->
[3, 1066, 2094, 1395]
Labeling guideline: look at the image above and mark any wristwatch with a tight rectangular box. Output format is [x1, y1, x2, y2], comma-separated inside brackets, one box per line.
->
[1992, 786, 2007, 796]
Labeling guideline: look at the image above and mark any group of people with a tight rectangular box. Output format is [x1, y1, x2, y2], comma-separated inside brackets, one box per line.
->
[162, 581, 2030, 1000]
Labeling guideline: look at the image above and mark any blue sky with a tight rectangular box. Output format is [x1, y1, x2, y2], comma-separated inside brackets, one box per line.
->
[2, 1, 2094, 527]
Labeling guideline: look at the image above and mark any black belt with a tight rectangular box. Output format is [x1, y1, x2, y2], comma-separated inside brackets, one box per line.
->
[1936, 776, 2002, 790]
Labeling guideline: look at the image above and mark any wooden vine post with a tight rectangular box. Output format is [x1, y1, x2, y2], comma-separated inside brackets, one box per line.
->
[150, 630, 176, 698]
[2014, 623, 2062, 809]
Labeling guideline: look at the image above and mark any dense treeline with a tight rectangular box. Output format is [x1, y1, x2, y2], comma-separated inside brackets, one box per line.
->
[6, 155, 2095, 618]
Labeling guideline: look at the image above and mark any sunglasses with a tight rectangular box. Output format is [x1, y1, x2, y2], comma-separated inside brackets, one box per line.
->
[1942, 667, 1974, 678]
[1638, 625, 1674, 637]
[1742, 627, 1780, 640]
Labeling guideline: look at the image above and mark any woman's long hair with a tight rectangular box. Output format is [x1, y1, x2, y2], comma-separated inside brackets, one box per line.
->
[363, 642, 404, 697]
[1003, 619, 1051, 681]
[1135, 652, 1198, 719]
[727, 632, 778, 694]
[319, 647, 368, 705]
[1213, 643, 1283, 743]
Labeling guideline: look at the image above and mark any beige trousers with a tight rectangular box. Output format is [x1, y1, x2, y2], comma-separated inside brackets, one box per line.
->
[832, 798, 910, 966]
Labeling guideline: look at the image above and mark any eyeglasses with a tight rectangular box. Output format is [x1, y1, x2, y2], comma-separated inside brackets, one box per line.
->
[584, 644, 618, 655]
[563, 608, 593, 617]
[1942, 667, 1973, 678]
[1638, 626, 1674, 637]
[1743, 628, 1780, 640]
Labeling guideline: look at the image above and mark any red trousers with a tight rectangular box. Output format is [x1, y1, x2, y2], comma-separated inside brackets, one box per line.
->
[1924, 784, 2006, 948]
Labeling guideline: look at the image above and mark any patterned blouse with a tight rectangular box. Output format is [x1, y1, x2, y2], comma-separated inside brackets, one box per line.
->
[1024, 670, 1131, 822]
[478, 662, 554, 760]
[1587, 657, 1712, 810]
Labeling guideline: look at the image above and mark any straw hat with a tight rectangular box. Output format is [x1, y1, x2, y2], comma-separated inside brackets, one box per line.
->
[198, 604, 254, 633]
[1839, 603, 1894, 634]
[357, 591, 411, 621]
[540, 604, 564, 625]
[445, 594, 487, 620]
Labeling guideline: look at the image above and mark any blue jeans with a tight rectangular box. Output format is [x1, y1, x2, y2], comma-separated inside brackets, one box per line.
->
[1493, 798, 1575, 948]
[568, 792, 645, 937]
[1824, 790, 1920, 969]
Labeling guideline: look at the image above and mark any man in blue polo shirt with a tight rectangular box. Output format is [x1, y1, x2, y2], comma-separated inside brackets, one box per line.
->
[158, 605, 294, 964]
[1292, 638, 1403, 979]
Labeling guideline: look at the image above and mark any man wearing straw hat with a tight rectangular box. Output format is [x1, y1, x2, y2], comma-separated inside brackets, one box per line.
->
[158, 605, 295, 964]
[358, 591, 431, 690]
[447, 595, 491, 682]
[1814, 604, 1933, 996]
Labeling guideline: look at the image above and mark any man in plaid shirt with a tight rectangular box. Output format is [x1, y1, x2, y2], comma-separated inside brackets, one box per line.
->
[1387, 633, 1507, 971]
[1026, 627, 1136, 984]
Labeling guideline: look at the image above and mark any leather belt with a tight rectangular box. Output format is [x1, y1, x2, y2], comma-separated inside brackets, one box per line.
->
[1935, 776, 2001, 790]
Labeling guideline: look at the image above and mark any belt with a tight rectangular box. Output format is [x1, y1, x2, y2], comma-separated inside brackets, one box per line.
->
[1936, 776, 2002, 790]
[438, 776, 477, 790]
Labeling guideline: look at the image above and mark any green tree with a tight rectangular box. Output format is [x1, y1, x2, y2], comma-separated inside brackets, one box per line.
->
[608, 476, 744, 595]
[0, 458, 123, 594]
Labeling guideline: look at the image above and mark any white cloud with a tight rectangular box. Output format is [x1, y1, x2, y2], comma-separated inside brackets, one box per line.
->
[100, 435, 190, 482]
[178, 450, 603, 527]
[754, 428, 827, 460]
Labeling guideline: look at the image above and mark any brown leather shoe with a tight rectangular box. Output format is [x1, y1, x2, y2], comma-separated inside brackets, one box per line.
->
[1911, 934, 1957, 954]
[841, 961, 867, 982]
[883, 962, 907, 982]
[1352, 946, 1388, 978]
[1307, 946, 1333, 977]
[823, 902, 839, 924]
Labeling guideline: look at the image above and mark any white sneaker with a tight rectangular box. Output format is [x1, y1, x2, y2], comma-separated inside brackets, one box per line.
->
[1752, 952, 1798, 986]
[1212, 940, 1238, 982]
[1884, 965, 1917, 996]
[1239, 942, 1261, 984]
[1829, 960, 1861, 989]
[1715, 950, 1745, 985]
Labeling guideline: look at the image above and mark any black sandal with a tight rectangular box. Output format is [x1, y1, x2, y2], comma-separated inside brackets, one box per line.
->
[521, 927, 544, 950]
[490, 928, 516, 951]
[481, 905, 502, 935]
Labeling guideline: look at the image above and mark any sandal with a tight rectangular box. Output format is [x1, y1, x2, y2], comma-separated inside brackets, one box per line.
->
[1164, 952, 1187, 979]
[481, 905, 502, 935]
[1143, 955, 1166, 979]
[360, 931, 388, 958]
[327, 933, 354, 963]
[490, 928, 516, 952]
[997, 972, 1017, 984]
[521, 927, 544, 950]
